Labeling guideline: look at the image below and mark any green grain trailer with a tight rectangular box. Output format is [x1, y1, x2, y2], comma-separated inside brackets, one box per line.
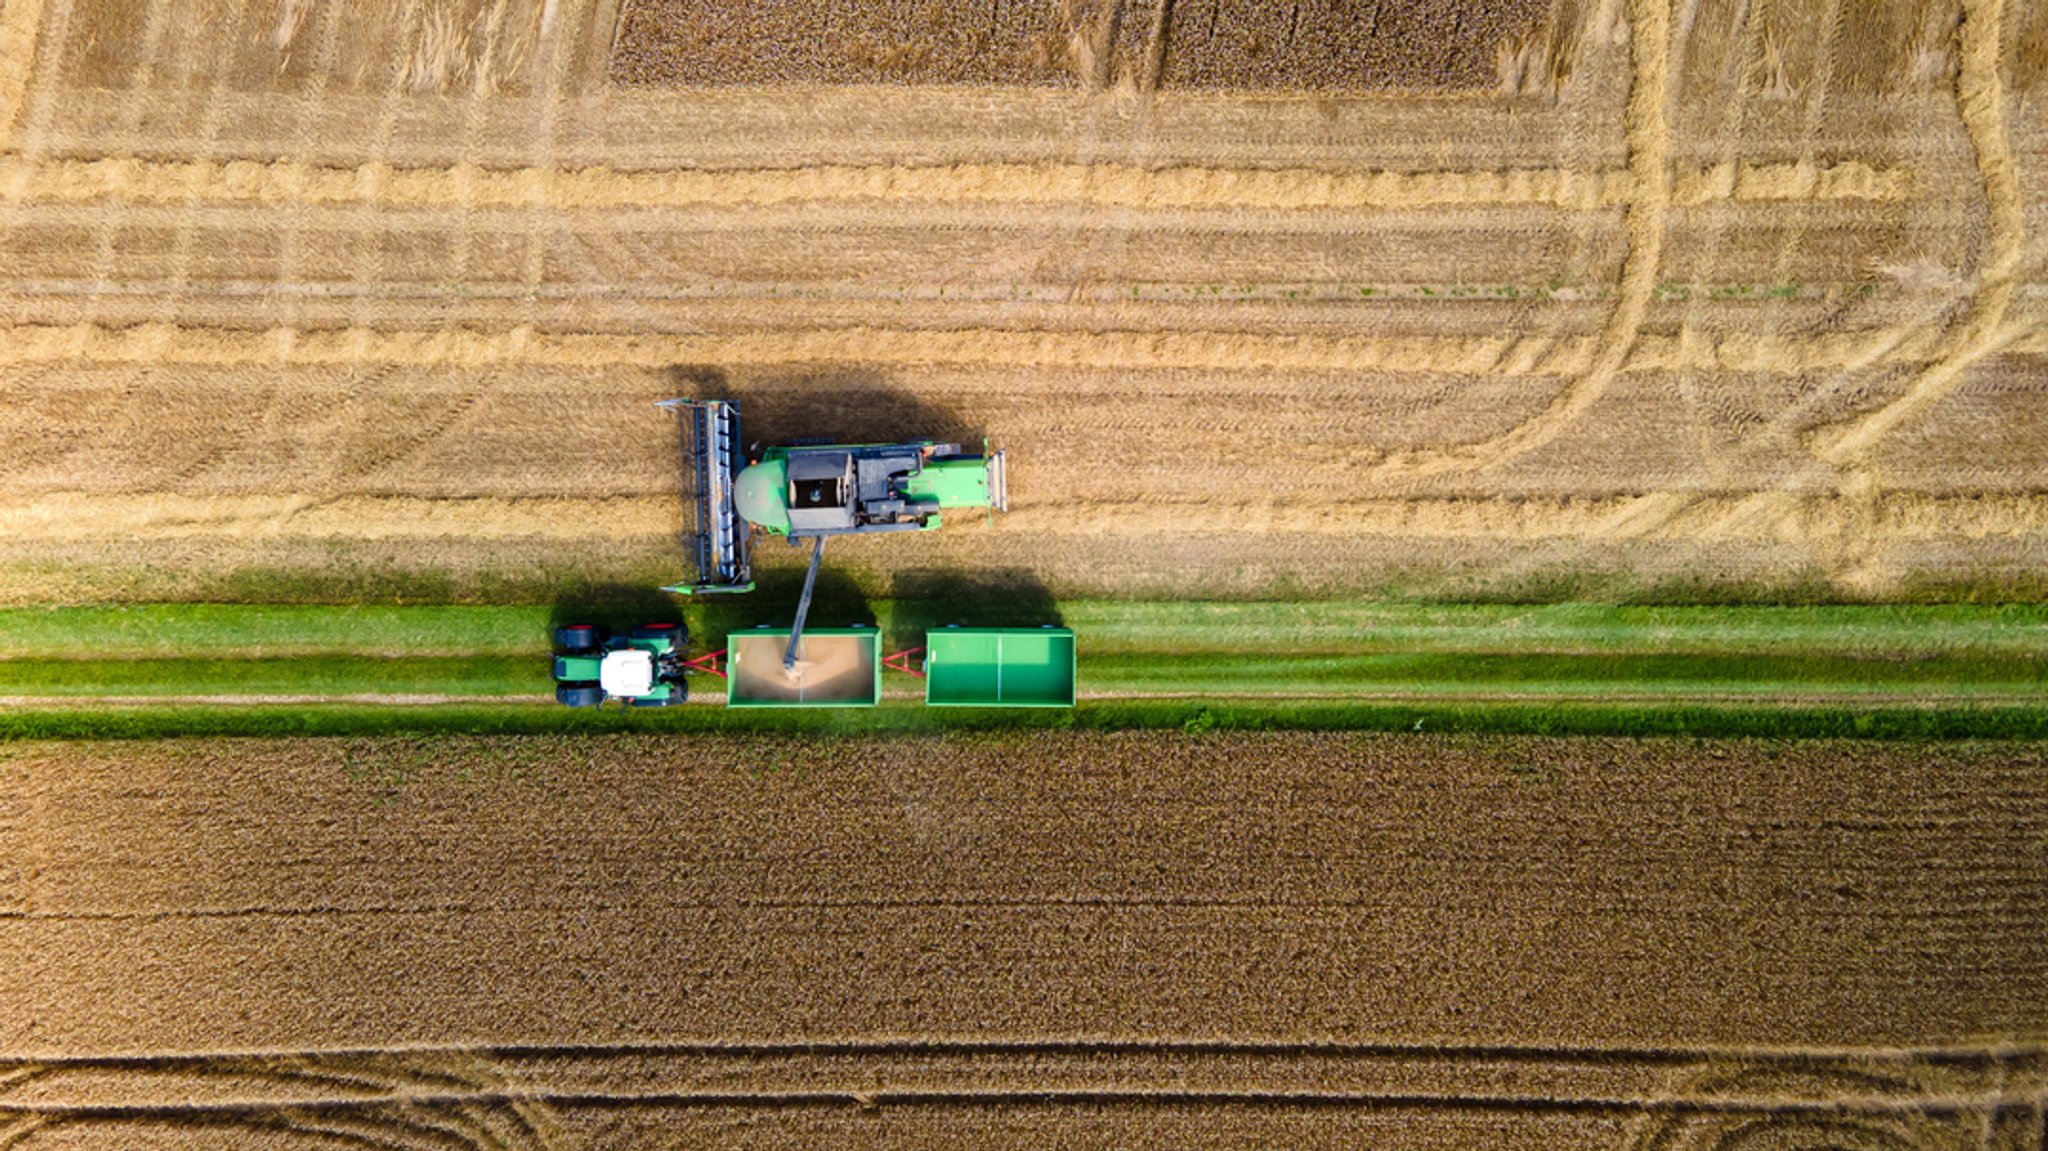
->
[922, 626, 1076, 707]
[727, 626, 882, 707]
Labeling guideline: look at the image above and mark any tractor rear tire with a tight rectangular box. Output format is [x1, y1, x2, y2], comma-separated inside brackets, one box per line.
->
[631, 622, 685, 642]
[555, 624, 605, 652]
[555, 684, 605, 708]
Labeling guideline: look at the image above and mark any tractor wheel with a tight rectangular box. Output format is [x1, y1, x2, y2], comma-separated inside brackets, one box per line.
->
[555, 623, 605, 652]
[555, 684, 605, 708]
[631, 622, 684, 642]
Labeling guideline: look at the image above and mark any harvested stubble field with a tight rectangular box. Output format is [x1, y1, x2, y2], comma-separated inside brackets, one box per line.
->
[0, 0, 2045, 602]
[2, 732, 2047, 1148]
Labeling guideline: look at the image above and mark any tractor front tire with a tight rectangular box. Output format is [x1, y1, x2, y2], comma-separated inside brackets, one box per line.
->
[555, 624, 606, 652]
[555, 684, 605, 708]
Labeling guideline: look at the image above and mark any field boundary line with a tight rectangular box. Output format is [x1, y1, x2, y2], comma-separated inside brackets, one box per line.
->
[2, 1086, 2038, 1117]
[1369, 0, 1674, 480]
[9, 491, 2048, 544]
[0, 321, 2039, 374]
[0, 156, 1908, 213]
[1811, 0, 2025, 465]
[9, 1037, 2042, 1066]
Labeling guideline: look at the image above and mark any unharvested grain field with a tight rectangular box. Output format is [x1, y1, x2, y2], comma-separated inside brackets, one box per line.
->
[3, 732, 2046, 1148]
[1, 0, 2045, 601]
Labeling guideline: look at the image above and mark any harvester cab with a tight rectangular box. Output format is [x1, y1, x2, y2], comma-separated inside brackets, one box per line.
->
[659, 397, 1008, 672]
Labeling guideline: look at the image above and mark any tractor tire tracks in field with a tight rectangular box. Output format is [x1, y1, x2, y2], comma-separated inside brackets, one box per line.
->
[0, 156, 1907, 214]
[1369, 0, 1673, 481]
[1811, 0, 2026, 466]
[0, 319, 2040, 373]
[0, 0, 49, 154]
[1795, 0, 2027, 591]
[10, 490, 2048, 546]
[0, 1042, 2041, 1150]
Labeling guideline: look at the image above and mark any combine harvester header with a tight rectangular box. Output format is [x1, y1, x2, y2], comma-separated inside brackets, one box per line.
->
[659, 398, 753, 595]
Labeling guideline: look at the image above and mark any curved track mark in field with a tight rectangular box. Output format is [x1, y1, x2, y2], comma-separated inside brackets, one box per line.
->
[0, 0, 46, 153]
[1811, 0, 2025, 466]
[1628, 1061, 1990, 1151]
[0, 155, 1909, 213]
[0, 1054, 563, 1151]
[1369, 0, 1673, 482]
[1, 1046, 2038, 1134]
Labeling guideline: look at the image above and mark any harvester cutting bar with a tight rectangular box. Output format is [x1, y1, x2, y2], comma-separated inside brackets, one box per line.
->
[658, 399, 753, 594]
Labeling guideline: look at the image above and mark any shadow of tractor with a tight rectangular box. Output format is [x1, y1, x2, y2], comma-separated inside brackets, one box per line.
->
[548, 584, 685, 637]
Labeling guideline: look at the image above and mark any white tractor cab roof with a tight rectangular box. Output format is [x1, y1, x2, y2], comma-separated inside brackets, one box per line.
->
[599, 648, 656, 697]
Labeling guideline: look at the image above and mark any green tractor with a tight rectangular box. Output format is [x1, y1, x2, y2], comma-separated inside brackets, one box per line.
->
[551, 622, 689, 707]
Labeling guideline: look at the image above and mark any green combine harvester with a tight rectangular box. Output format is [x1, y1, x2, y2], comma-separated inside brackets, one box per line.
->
[659, 397, 1008, 673]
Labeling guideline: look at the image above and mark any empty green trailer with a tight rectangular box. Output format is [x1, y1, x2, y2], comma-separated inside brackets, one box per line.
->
[727, 626, 882, 707]
[923, 626, 1076, 707]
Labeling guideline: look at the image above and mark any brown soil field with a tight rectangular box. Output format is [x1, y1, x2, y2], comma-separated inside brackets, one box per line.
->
[2, 733, 2046, 1148]
[612, 0, 1556, 91]
[612, 0, 1098, 87]
[0, 0, 2044, 601]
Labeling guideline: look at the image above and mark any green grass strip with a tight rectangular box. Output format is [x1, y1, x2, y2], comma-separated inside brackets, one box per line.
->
[9, 602, 2048, 714]
[0, 655, 542, 697]
[10, 601, 2048, 659]
[0, 605, 548, 657]
[8, 650, 2041, 701]
[6, 700, 2048, 741]
[1051, 601, 2048, 656]
[1074, 650, 2045, 694]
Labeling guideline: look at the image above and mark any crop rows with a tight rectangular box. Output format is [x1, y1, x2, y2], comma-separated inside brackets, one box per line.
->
[610, 0, 1560, 90]
[5, 733, 2046, 1051]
